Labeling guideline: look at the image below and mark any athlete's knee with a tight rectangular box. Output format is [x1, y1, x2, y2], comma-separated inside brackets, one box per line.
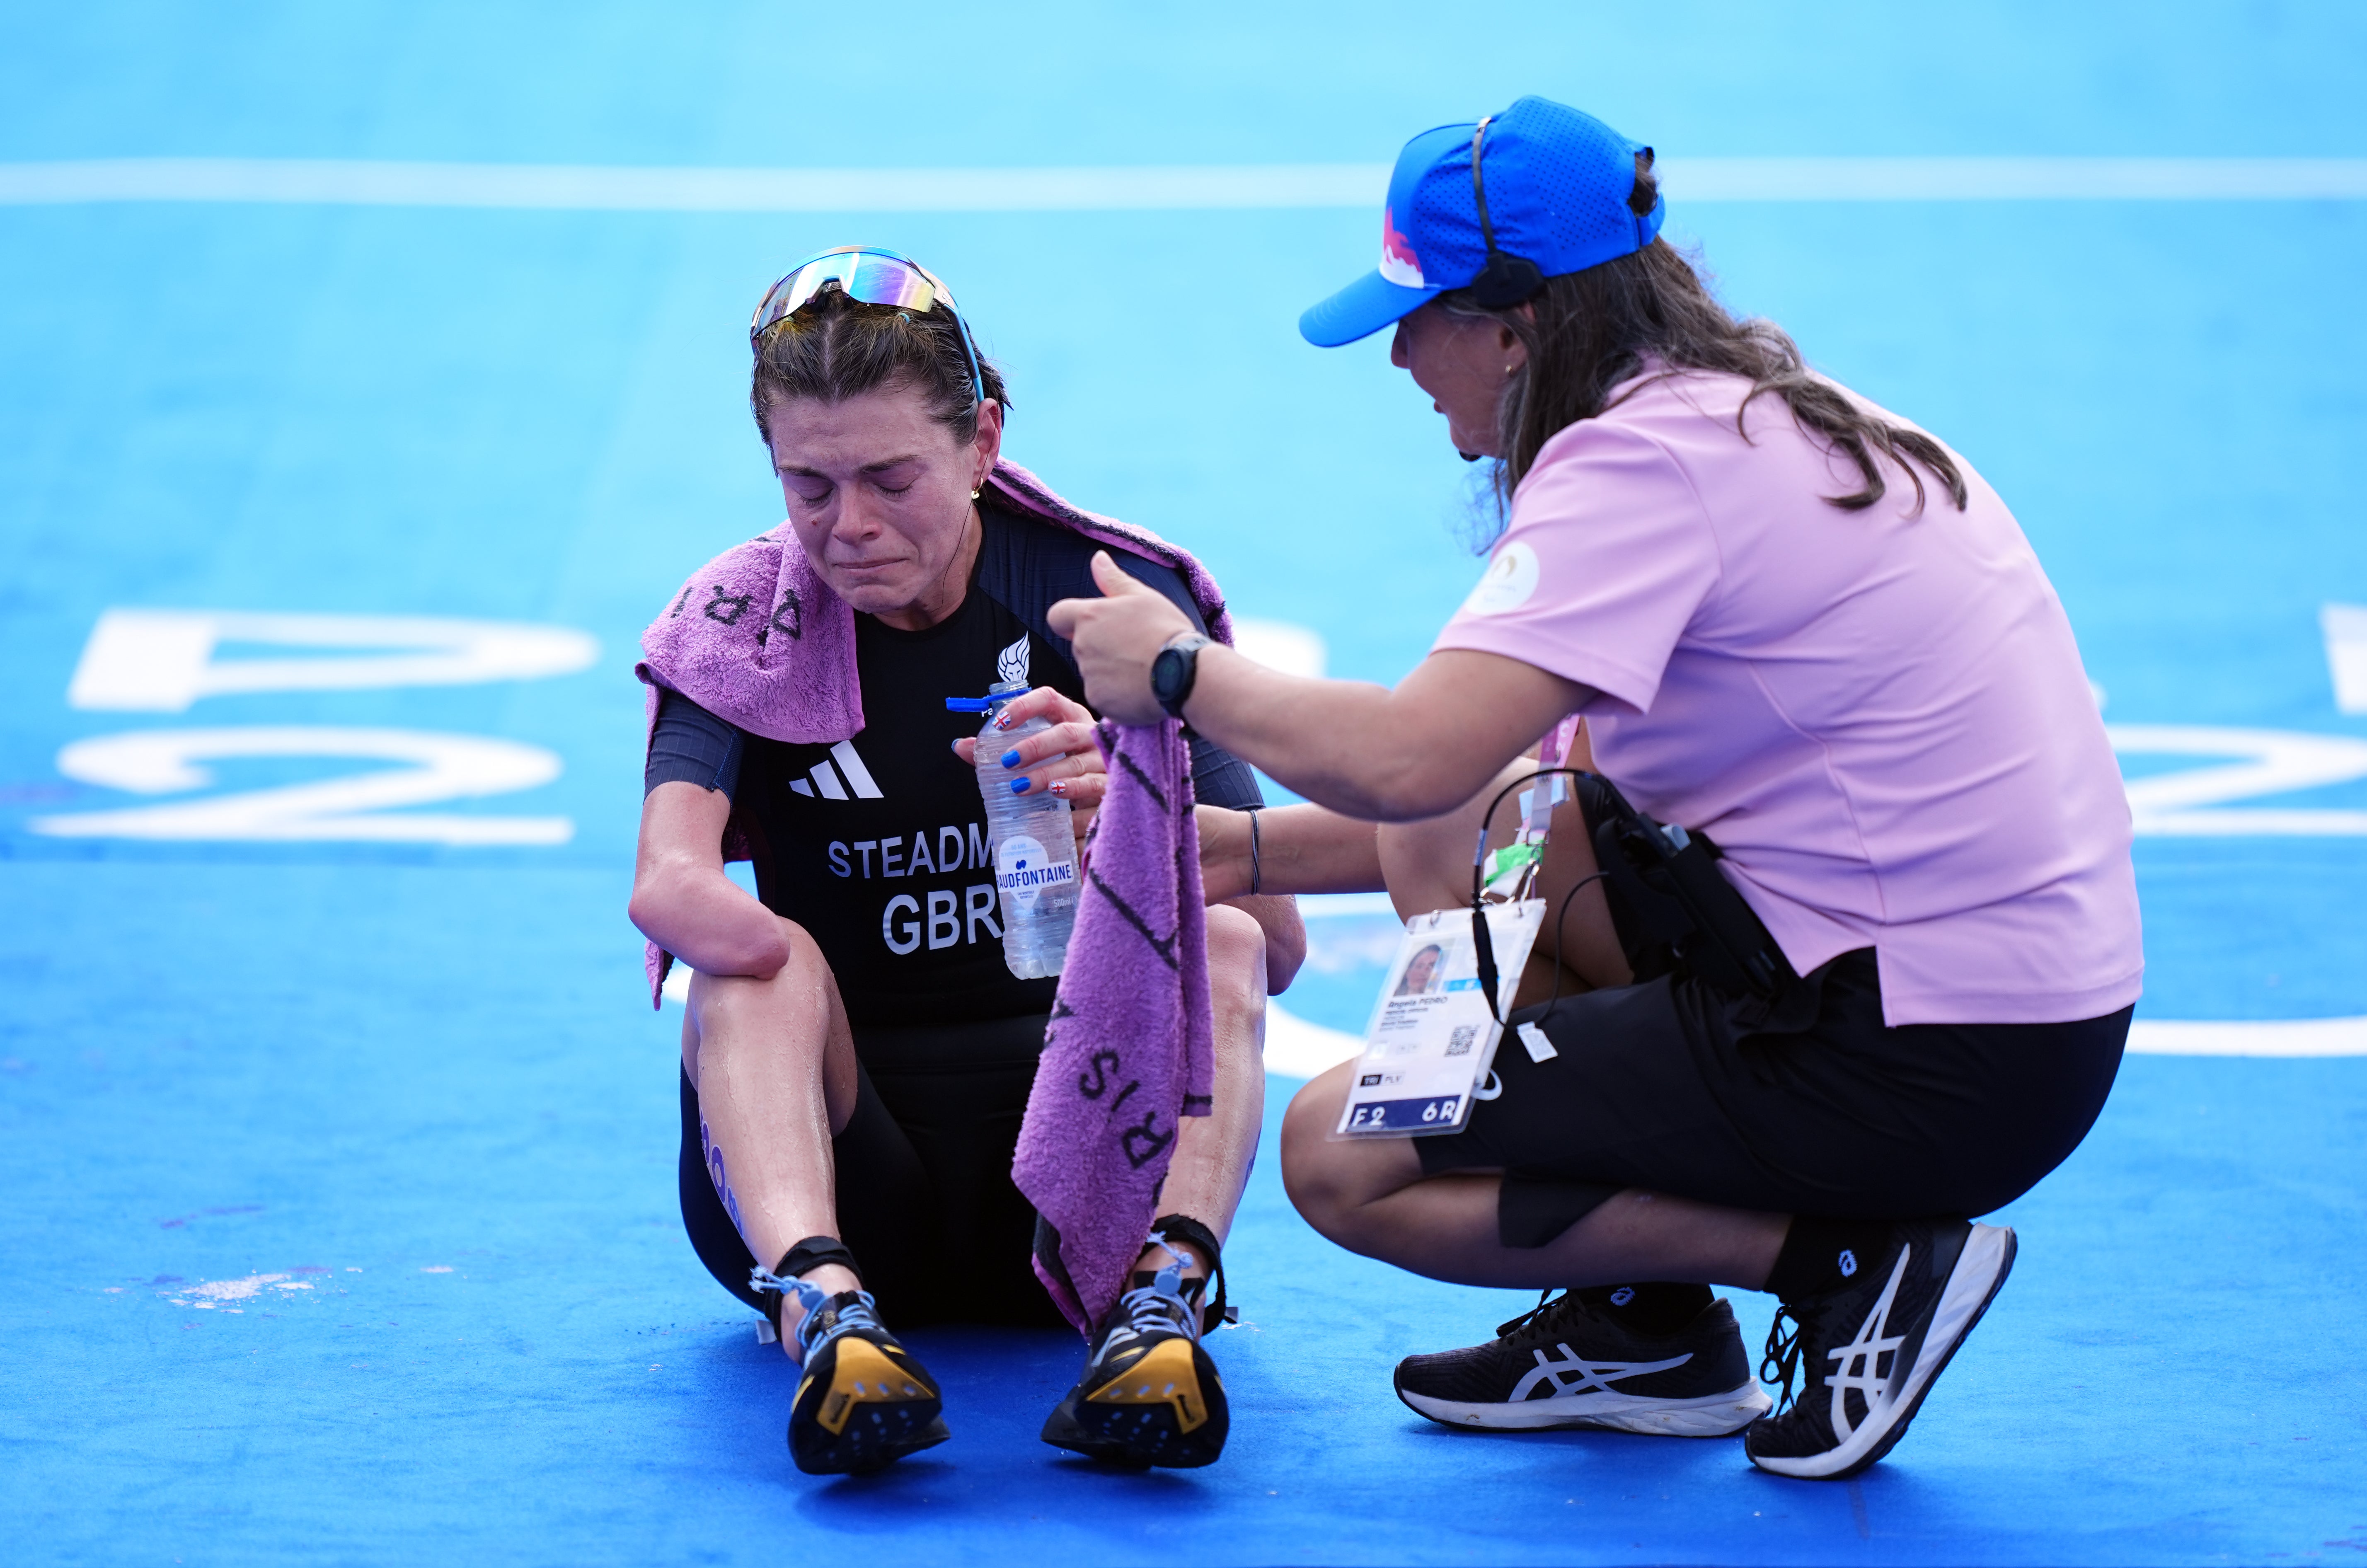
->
[1279, 1067, 1365, 1238]
[689, 918, 834, 1021]
[1204, 905, 1268, 1018]
[1376, 758, 1543, 919]
[1376, 817, 1467, 921]
[767, 913, 827, 965]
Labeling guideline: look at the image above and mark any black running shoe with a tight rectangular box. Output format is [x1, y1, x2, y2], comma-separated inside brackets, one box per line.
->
[785, 1290, 949, 1476]
[1394, 1290, 1771, 1436]
[1745, 1220, 2016, 1480]
[1041, 1257, 1229, 1468]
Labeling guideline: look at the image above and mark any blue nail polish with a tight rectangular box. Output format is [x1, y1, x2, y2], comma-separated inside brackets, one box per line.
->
[1009, 778, 1029, 793]
[1000, 749, 1022, 767]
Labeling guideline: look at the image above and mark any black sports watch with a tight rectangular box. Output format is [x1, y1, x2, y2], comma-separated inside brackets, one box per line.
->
[1149, 632, 1213, 719]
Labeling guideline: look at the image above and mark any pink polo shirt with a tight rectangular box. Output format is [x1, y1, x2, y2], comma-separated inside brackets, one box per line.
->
[1434, 370, 2141, 1026]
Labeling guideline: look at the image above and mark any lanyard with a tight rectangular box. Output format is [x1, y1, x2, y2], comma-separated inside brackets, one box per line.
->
[1331, 716, 1587, 1140]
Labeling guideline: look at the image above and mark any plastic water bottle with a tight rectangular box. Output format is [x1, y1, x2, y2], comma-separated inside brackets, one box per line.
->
[969, 680, 1078, 978]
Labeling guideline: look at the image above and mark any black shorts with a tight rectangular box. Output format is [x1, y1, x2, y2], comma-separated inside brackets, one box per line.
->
[1416, 908, 2130, 1247]
[678, 1012, 1069, 1329]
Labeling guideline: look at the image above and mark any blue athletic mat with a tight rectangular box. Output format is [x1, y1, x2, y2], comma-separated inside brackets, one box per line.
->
[4, 4, 2365, 1563]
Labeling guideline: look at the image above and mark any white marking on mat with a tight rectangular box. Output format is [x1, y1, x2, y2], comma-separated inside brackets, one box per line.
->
[2110, 725, 2367, 835]
[1230, 619, 1328, 680]
[0, 159, 1394, 210]
[66, 608, 597, 712]
[1297, 892, 1399, 917]
[1263, 1004, 1365, 1081]
[34, 727, 570, 845]
[7, 157, 2367, 211]
[1261, 1002, 2367, 1072]
[162, 1274, 316, 1307]
[2127, 1017, 2367, 1057]
[1662, 157, 2367, 201]
[2324, 604, 2367, 714]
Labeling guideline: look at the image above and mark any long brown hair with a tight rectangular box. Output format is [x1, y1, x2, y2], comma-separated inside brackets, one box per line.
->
[751, 286, 1008, 446]
[1442, 157, 1966, 530]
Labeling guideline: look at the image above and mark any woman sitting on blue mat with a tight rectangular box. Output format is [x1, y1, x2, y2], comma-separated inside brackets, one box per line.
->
[1050, 96, 2139, 1481]
[629, 248, 1302, 1475]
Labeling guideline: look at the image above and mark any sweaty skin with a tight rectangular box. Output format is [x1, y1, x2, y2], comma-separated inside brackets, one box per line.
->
[632, 378, 1302, 1354]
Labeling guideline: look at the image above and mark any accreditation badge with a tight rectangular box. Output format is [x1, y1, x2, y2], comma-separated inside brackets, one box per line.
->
[1333, 898, 1545, 1138]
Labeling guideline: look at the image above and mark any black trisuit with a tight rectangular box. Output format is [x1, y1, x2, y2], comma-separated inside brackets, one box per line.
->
[644, 502, 1262, 1326]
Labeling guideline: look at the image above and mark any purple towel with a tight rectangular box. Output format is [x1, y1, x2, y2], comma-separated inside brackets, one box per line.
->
[633, 459, 1234, 1008]
[1011, 719, 1213, 1334]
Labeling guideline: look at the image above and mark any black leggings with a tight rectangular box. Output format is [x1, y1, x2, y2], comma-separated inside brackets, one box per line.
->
[679, 1013, 1070, 1328]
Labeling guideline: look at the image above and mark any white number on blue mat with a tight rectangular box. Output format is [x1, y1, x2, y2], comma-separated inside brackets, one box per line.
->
[67, 608, 598, 711]
[2110, 725, 2367, 835]
[30, 727, 570, 845]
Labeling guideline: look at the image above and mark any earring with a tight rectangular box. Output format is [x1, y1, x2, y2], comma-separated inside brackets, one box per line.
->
[971, 487, 982, 499]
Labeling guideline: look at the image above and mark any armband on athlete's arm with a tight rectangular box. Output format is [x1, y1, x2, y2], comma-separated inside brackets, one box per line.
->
[644, 689, 746, 799]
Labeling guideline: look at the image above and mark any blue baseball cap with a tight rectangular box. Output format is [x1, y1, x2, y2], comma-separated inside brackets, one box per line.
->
[1300, 95, 1664, 348]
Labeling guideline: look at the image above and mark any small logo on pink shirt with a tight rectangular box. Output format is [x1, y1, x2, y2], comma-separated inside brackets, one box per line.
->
[1460, 541, 1540, 617]
[1380, 206, 1424, 287]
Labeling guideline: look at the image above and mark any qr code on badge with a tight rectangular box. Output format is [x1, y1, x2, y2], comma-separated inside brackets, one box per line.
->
[1444, 1024, 1479, 1057]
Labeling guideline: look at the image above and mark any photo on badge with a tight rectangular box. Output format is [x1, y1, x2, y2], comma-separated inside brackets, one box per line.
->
[1334, 902, 1544, 1140]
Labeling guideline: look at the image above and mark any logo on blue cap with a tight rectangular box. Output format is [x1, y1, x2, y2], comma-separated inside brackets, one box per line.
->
[1302, 96, 1665, 348]
[1380, 206, 1424, 288]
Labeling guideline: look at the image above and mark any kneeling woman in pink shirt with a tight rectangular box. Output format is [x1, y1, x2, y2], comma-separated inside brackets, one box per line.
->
[1050, 96, 2139, 1482]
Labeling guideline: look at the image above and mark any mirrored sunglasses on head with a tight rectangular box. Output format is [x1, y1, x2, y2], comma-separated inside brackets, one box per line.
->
[750, 246, 985, 403]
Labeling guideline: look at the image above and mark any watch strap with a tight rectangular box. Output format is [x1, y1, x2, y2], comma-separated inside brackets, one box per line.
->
[1152, 633, 1213, 719]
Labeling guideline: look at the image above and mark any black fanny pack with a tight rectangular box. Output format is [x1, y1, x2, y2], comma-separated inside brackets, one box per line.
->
[1578, 772, 1797, 1004]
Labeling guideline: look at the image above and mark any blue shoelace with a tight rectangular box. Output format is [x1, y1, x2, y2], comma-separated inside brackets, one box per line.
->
[748, 1264, 884, 1360]
[1113, 1261, 1196, 1343]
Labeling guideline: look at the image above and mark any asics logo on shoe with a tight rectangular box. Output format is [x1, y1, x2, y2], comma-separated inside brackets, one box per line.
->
[1824, 1246, 1914, 1440]
[1609, 1286, 1635, 1306]
[1839, 1249, 1858, 1278]
[1509, 1343, 1694, 1403]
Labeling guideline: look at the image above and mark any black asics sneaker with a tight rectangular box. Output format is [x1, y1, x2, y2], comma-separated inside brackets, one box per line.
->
[1042, 1254, 1229, 1468]
[1745, 1220, 2016, 1480]
[785, 1290, 948, 1476]
[1394, 1290, 1772, 1436]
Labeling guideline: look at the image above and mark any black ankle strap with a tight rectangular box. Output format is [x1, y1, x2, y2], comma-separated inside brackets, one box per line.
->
[761, 1236, 863, 1330]
[772, 1235, 863, 1287]
[1149, 1213, 1232, 1335]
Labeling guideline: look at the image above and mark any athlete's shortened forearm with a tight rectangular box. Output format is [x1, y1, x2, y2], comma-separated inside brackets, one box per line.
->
[629, 782, 791, 979]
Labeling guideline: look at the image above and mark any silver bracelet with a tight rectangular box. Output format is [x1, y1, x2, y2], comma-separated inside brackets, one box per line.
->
[1246, 807, 1262, 896]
